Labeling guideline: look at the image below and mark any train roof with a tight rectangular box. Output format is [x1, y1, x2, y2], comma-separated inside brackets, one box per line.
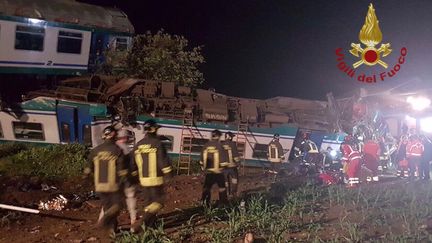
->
[4, 96, 108, 116]
[0, 0, 134, 34]
[135, 115, 299, 137]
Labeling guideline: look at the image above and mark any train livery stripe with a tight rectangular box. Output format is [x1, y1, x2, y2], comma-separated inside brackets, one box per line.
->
[91, 121, 296, 139]
[0, 60, 45, 66]
[3, 109, 56, 115]
[0, 60, 87, 68]
[52, 63, 88, 68]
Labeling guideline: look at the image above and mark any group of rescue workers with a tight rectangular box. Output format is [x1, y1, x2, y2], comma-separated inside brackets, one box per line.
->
[84, 120, 173, 234]
[83, 119, 261, 235]
[83, 115, 432, 234]
[335, 128, 432, 187]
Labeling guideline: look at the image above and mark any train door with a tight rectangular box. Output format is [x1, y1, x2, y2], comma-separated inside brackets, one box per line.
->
[309, 131, 326, 150]
[88, 33, 108, 71]
[77, 106, 92, 146]
[57, 106, 78, 143]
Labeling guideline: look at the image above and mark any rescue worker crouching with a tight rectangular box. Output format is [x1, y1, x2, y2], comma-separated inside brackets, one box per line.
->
[200, 129, 229, 206]
[84, 126, 128, 234]
[267, 134, 284, 174]
[363, 137, 380, 182]
[131, 120, 173, 233]
[340, 134, 362, 187]
[222, 132, 240, 197]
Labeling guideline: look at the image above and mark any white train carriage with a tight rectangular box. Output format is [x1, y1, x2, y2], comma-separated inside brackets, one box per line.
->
[0, 96, 347, 168]
[91, 117, 298, 166]
[0, 97, 106, 145]
[0, 0, 134, 75]
[0, 19, 92, 75]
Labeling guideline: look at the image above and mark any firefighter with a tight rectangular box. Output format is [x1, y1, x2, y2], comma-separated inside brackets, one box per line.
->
[131, 120, 173, 232]
[363, 138, 380, 182]
[222, 132, 240, 197]
[200, 129, 229, 206]
[406, 134, 424, 180]
[116, 128, 137, 226]
[340, 134, 362, 187]
[396, 133, 409, 178]
[268, 134, 284, 174]
[302, 133, 320, 166]
[84, 126, 128, 234]
[420, 135, 432, 180]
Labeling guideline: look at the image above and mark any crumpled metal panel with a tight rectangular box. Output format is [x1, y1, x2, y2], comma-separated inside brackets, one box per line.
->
[0, 0, 134, 33]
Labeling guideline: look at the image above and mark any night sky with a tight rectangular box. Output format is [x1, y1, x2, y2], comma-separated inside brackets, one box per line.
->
[81, 0, 432, 100]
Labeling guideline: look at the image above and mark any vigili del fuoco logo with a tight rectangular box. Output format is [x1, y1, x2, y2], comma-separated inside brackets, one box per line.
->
[335, 3, 407, 83]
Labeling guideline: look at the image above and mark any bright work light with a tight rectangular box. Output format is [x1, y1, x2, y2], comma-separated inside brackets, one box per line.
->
[407, 96, 431, 111]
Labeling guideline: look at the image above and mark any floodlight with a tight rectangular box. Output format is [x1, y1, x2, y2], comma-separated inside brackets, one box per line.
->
[407, 96, 431, 111]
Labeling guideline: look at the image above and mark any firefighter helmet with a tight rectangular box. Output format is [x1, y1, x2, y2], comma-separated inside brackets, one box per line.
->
[274, 133, 280, 139]
[143, 119, 160, 133]
[225, 132, 235, 140]
[212, 129, 222, 139]
[102, 126, 116, 139]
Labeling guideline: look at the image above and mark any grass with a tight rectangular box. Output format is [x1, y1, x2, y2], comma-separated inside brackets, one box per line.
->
[3, 142, 432, 241]
[0, 143, 87, 179]
[117, 179, 432, 242]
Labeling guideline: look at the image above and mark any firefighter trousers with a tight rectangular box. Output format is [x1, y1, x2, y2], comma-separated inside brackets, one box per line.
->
[201, 173, 228, 205]
[270, 162, 281, 174]
[97, 192, 122, 232]
[346, 158, 361, 185]
[408, 157, 421, 179]
[224, 167, 239, 196]
[131, 186, 165, 232]
[141, 186, 165, 226]
[420, 159, 431, 180]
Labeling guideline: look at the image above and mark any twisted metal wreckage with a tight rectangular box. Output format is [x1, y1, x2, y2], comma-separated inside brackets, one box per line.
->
[2, 75, 427, 216]
[22, 75, 411, 160]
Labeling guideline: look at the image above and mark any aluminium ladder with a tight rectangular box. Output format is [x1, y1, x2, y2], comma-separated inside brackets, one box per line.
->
[177, 108, 194, 175]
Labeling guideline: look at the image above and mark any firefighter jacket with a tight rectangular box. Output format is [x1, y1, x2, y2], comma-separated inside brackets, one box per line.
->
[363, 140, 380, 161]
[268, 140, 284, 163]
[406, 139, 424, 158]
[222, 140, 240, 168]
[86, 140, 128, 193]
[340, 143, 361, 163]
[200, 140, 228, 174]
[132, 134, 172, 187]
[304, 140, 319, 153]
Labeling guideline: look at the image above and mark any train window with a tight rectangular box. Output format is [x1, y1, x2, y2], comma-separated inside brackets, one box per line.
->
[252, 143, 269, 159]
[15, 25, 45, 51]
[83, 124, 92, 146]
[191, 138, 209, 153]
[57, 31, 82, 54]
[12, 122, 44, 141]
[160, 135, 174, 152]
[115, 38, 128, 51]
[61, 122, 71, 143]
[0, 122, 3, 138]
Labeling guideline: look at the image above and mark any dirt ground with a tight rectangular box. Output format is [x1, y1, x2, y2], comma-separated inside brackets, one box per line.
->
[0, 167, 277, 243]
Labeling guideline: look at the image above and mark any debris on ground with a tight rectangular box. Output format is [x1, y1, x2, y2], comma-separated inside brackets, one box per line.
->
[38, 195, 68, 211]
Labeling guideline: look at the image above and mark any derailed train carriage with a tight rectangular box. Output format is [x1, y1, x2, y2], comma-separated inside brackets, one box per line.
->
[0, 0, 134, 75]
[0, 95, 345, 168]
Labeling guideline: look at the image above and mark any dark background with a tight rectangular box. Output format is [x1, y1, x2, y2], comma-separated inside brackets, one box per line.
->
[81, 0, 432, 100]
